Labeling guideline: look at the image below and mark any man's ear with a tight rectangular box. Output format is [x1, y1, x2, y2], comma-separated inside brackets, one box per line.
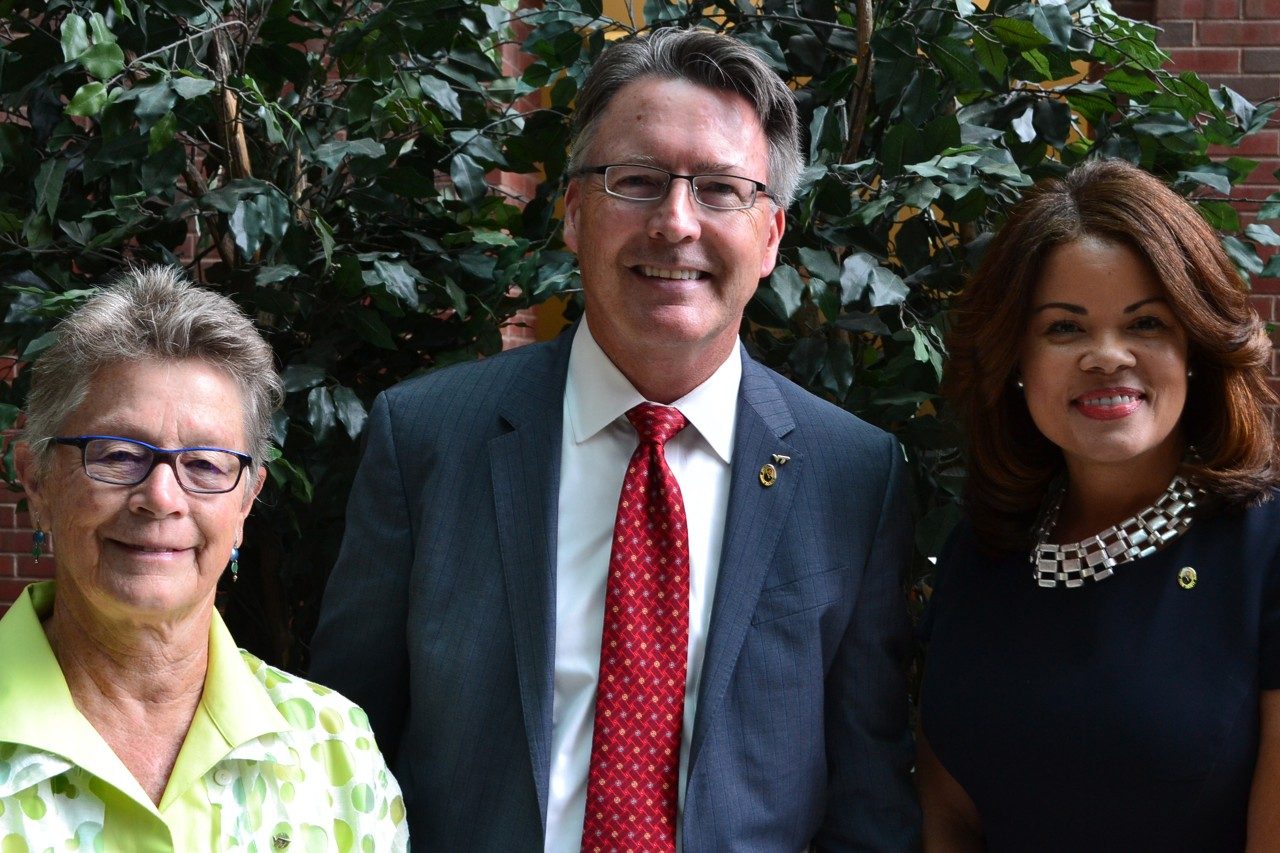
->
[563, 177, 582, 254]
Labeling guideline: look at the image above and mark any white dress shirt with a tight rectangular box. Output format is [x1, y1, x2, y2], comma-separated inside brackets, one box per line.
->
[544, 319, 741, 852]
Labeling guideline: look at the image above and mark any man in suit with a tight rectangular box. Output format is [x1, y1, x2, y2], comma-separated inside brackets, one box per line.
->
[310, 27, 919, 851]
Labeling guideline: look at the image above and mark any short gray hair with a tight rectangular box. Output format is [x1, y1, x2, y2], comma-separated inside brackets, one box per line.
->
[23, 266, 283, 486]
[568, 27, 803, 210]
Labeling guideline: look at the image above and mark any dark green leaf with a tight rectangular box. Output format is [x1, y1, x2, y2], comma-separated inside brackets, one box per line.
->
[1218, 86, 1256, 129]
[1259, 194, 1280, 221]
[348, 307, 397, 350]
[312, 138, 387, 170]
[788, 336, 827, 384]
[229, 191, 290, 257]
[798, 247, 841, 284]
[1197, 200, 1240, 231]
[256, 264, 300, 285]
[1221, 235, 1263, 275]
[1102, 68, 1158, 97]
[267, 451, 314, 503]
[449, 153, 487, 203]
[930, 37, 983, 92]
[307, 386, 336, 442]
[60, 14, 90, 61]
[1244, 223, 1280, 247]
[370, 258, 422, 309]
[420, 73, 463, 119]
[991, 17, 1050, 50]
[768, 265, 806, 319]
[443, 279, 469, 318]
[1032, 99, 1071, 147]
[283, 364, 325, 393]
[87, 12, 116, 45]
[172, 76, 217, 99]
[35, 159, 67, 223]
[870, 265, 909, 308]
[66, 82, 110, 117]
[972, 34, 1008, 83]
[835, 311, 891, 335]
[80, 42, 125, 80]
[332, 386, 368, 440]
[1179, 168, 1232, 196]
[148, 112, 177, 153]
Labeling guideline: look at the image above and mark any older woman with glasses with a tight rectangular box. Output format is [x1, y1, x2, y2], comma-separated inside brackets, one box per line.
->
[0, 267, 407, 850]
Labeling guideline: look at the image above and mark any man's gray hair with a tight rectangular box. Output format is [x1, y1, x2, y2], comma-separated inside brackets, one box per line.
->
[568, 27, 803, 210]
[23, 265, 283, 487]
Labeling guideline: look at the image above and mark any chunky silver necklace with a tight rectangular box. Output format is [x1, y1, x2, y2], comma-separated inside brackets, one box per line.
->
[1032, 474, 1201, 588]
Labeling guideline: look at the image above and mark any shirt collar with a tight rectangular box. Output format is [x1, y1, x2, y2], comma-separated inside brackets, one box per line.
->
[0, 581, 153, 803]
[566, 317, 741, 464]
[0, 581, 289, 809]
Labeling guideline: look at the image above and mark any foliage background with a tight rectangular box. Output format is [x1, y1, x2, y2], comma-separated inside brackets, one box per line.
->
[0, 0, 1276, 668]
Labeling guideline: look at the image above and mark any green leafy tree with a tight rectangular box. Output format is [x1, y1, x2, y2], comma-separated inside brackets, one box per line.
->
[0, 0, 574, 663]
[507, 0, 1278, 592]
[1, 0, 1276, 665]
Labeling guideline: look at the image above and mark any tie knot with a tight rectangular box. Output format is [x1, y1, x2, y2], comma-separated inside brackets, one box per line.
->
[626, 403, 688, 447]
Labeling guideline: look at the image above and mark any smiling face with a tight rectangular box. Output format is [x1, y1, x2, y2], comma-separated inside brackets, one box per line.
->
[20, 358, 262, 627]
[1019, 237, 1189, 487]
[563, 77, 784, 393]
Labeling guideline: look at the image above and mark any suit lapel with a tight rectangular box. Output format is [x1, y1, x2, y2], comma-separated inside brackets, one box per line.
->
[688, 355, 801, 771]
[490, 333, 573, 827]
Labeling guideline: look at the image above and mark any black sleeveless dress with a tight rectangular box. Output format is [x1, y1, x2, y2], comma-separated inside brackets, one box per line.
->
[921, 494, 1280, 851]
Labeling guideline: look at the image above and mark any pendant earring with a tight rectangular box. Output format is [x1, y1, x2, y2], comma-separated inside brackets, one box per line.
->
[229, 546, 240, 582]
[31, 527, 46, 562]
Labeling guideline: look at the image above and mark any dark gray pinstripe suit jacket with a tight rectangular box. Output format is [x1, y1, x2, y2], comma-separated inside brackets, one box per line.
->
[309, 329, 920, 851]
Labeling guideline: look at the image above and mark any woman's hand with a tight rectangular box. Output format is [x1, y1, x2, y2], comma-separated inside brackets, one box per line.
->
[1247, 689, 1280, 850]
[918, 728, 984, 852]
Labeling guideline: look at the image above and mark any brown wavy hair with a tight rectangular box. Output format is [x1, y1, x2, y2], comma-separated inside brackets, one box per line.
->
[945, 159, 1278, 552]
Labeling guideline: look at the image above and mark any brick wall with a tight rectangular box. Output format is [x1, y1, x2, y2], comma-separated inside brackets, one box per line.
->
[1148, 0, 1280, 403]
[0, 497, 52, 608]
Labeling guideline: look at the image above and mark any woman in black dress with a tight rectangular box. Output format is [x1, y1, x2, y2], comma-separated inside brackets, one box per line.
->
[919, 159, 1280, 851]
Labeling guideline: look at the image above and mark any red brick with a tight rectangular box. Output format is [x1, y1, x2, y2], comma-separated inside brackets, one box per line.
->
[1157, 20, 1196, 46]
[14, 555, 54, 579]
[1256, 276, 1280, 295]
[1218, 129, 1280, 157]
[1251, 294, 1275, 320]
[0, 529, 37, 554]
[1199, 74, 1280, 100]
[1244, 0, 1280, 15]
[1231, 183, 1279, 202]
[0, 503, 13, 528]
[1166, 47, 1241, 72]
[0, 577, 35, 603]
[1199, 20, 1280, 43]
[1247, 158, 1280, 182]
[1156, 0, 1240, 16]
[1242, 48, 1280, 72]
[1113, 0, 1158, 17]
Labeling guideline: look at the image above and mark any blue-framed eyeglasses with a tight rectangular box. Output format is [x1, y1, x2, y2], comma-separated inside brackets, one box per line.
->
[54, 435, 252, 495]
[579, 164, 772, 210]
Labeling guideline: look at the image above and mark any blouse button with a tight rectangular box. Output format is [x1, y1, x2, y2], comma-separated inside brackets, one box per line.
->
[212, 767, 234, 786]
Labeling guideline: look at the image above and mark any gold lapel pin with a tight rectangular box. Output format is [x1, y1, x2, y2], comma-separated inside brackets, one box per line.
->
[759, 463, 778, 487]
[1178, 566, 1197, 589]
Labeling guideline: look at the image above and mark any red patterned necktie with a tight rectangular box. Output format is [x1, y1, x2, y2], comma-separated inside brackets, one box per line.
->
[581, 402, 691, 853]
